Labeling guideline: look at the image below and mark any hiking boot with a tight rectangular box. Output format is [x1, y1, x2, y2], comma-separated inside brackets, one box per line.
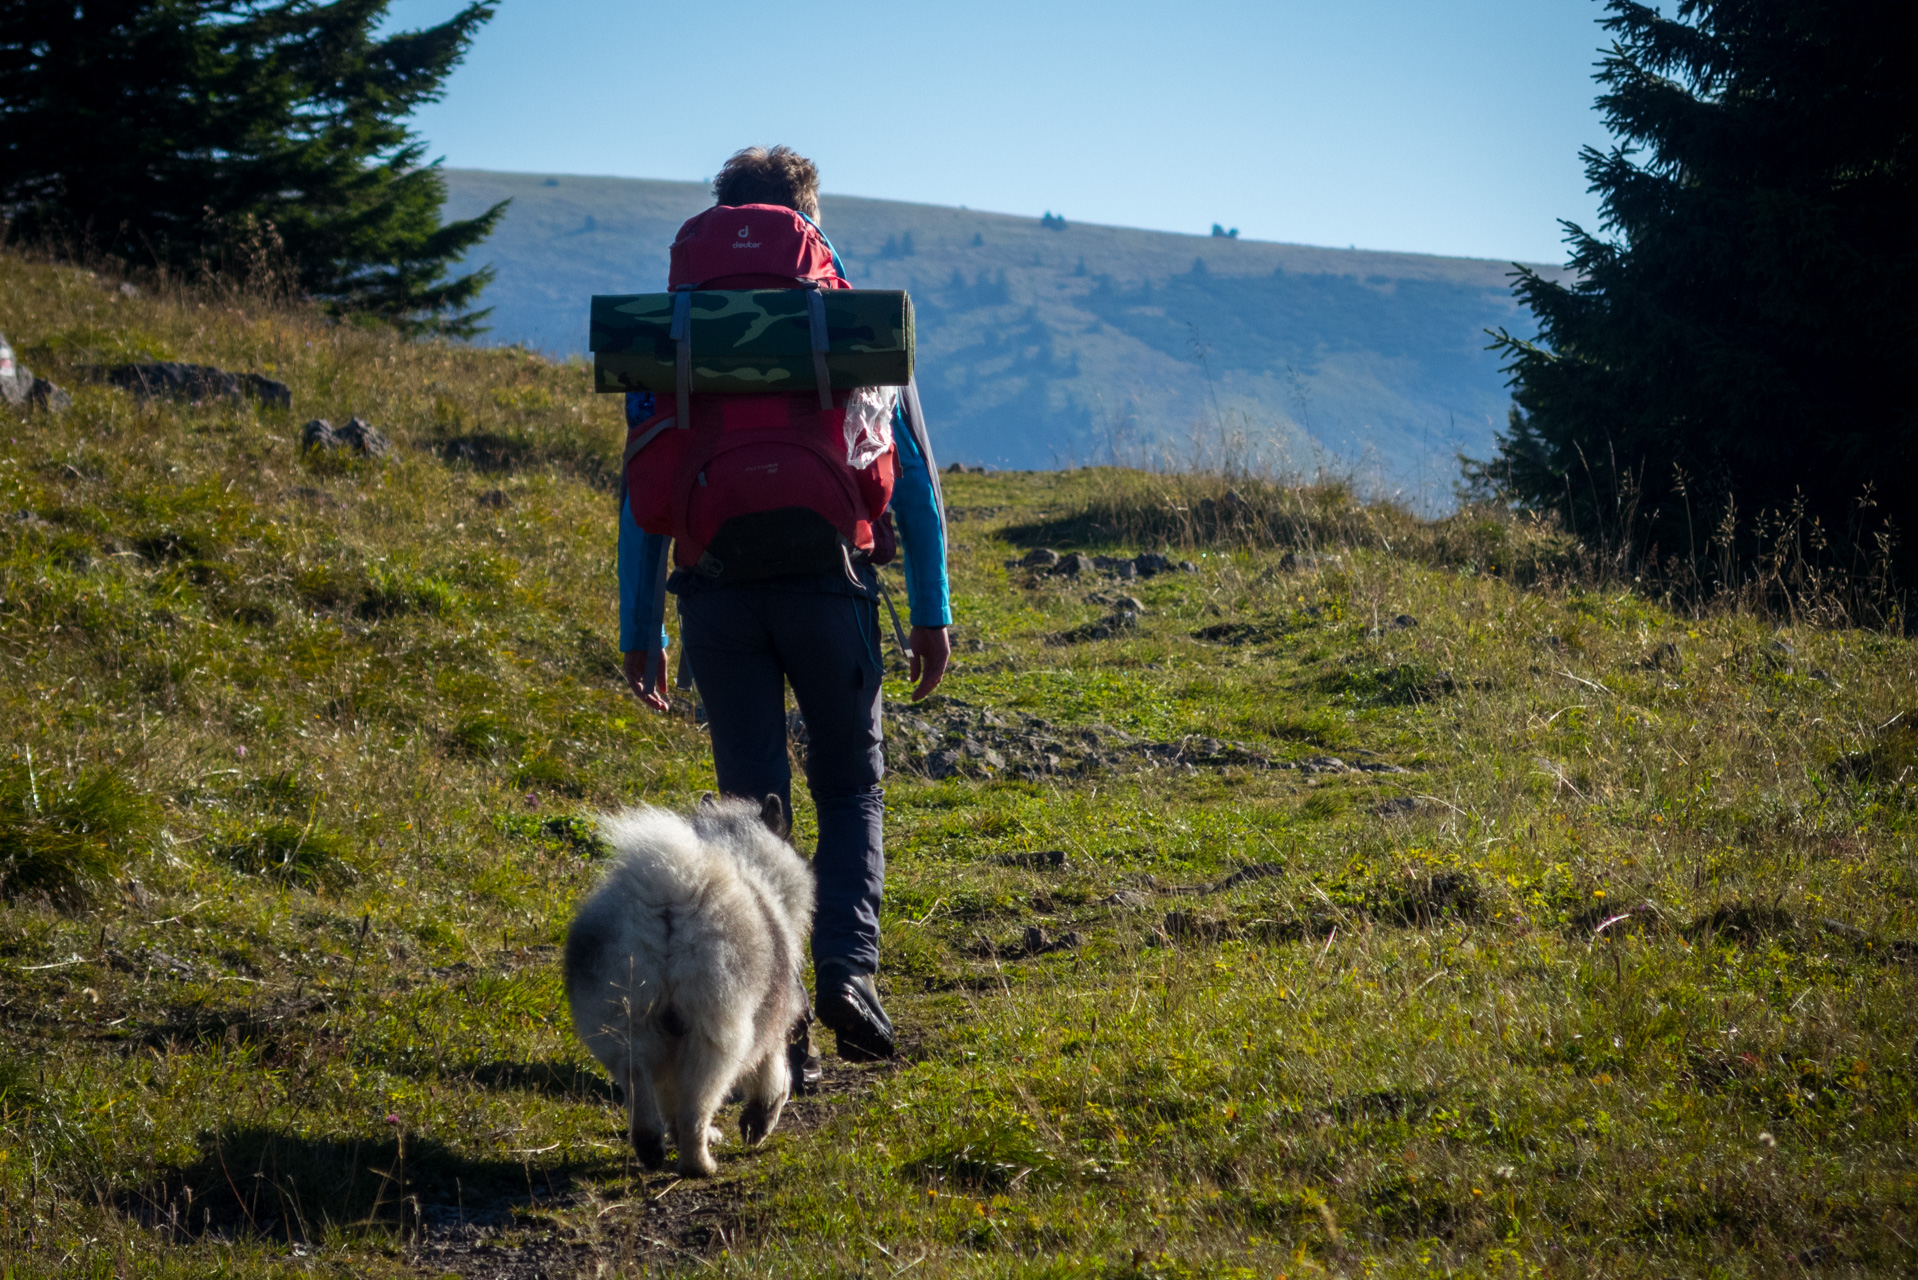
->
[814, 962, 895, 1062]
[788, 1004, 823, 1096]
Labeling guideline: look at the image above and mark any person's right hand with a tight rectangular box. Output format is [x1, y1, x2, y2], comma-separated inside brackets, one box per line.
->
[621, 649, 671, 712]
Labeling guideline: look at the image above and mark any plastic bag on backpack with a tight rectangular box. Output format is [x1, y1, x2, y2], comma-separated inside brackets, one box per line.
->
[843, 385, 898, 470]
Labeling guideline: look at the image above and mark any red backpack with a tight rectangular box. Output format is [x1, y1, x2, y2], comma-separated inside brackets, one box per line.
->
[623, 204, 897, 582]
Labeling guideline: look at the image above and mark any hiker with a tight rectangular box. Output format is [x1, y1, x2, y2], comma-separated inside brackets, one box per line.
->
[616, 145, 951, 1069]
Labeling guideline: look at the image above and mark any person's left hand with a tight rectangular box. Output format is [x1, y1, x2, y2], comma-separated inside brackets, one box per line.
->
[908, 626, 950, 701]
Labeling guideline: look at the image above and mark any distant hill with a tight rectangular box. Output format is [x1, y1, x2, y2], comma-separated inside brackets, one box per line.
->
[441, 170, 1563, 497]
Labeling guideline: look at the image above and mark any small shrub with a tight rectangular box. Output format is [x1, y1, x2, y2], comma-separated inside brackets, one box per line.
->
[0, 761, 153, 908]
[494, 812, 604, 855]
[1319, 661, 1454, 706]
[240, 769, 314, 813]
[293, 560, 365, 608]
[512, 752, 582, 796]
[1298, 791, 1349, 821]
[360, 568, 462, 619]
[215, 820, 355, 890]
[450, 713, 528, 759]
[898, 1118, 1062, 1192]
[0, 1056, 37, 1112]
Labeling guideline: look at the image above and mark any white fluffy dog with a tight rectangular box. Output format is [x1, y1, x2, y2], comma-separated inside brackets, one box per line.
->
[564, 794, 814, 1176]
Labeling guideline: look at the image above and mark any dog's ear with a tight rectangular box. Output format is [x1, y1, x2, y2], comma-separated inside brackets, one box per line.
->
[697, 791, 718, 813]
[760, 793, 790, 840]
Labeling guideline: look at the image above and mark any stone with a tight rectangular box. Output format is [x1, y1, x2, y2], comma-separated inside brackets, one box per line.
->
[1371, 797, 1422, 817]
[100, 361, 291, 409]
[477, 489, 510, 509]
[926, 749, 964, 779]
[0, 333, 70, 413]
[1016, 547, 1059, 568]
[998, 849, 1070, 869]
[1135, 552, 1175, 577]
[1392, 614, 1419, 629]
[946, 461, 970, 474]
[29, 378, 71, 412]
[1179, 560, 1200, 573]
[1050, 553, 1094, 577]
[1298, 755, 1349, 774]
[302, 416, 390, 458]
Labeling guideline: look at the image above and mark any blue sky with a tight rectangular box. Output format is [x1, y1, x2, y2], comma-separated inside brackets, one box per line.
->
[383, 0, 1616, 265]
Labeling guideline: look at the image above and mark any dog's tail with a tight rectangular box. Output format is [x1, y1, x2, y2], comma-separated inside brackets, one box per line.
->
[594, 806, 717, 906]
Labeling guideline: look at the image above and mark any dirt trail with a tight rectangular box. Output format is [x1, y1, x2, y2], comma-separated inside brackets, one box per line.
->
[405, 1057, 886, 1278]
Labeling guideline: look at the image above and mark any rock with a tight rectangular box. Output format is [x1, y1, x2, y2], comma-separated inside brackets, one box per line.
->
[0, 333, 70, 412]
[477, 489, 510, 509]
[1352, 761, 1409, 774]
[29, 378, 71, 412]
[1017, 547, 1059, 568]
[1135, 552, 1175, 577]
[1212, 862, 1285, 891]
[1100, 889, 1150, 909]
[1392, 614, 1418, 629]
[1164, 910, 1231, 941]
[1085, 591, 1144, 613]
[1297, 755, 1349, 774]
[1179, 560, 1200, 573]
[927, 749, 964, 780]
[1048, 610, 1140, 645]
[946, 461, 970, 474]
[302, 416, 390, 458]
[1019, 926, 1083, 956]
[1050, 553, 1095, 577]
[100, 361, 291, 409]
[1278, 551, 1344, 573]
[1371, 797, 1423, 817]
[998, 849, 1070, 869]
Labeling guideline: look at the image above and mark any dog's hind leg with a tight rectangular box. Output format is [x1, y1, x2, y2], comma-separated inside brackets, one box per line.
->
[738, 1046, 791, 1147]
[624, 1060, 667, 1170]
[669, 1034, 740, 1177]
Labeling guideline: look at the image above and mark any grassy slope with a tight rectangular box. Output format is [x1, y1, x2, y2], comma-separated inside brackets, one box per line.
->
[439, 169, 1552, 486]
[3, 256, 1917, 1278]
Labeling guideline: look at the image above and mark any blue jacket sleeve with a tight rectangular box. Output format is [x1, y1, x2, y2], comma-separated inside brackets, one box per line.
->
[618, 391, 671, 653]
[889, 404, 952, 627]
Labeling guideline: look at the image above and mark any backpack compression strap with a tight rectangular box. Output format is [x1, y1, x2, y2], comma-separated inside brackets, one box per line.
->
[670, 286, 695, 432]
[805, 284, 833, 410]
[673, 280, 831, 411]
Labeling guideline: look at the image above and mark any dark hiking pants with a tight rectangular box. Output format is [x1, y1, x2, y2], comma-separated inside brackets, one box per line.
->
[676, 585, 886, 975]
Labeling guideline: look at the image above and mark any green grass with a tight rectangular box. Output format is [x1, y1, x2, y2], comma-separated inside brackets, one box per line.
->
[3, 251, 1917, 1277]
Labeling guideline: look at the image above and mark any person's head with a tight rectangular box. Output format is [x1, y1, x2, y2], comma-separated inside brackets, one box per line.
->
[712, 145, 820, 222]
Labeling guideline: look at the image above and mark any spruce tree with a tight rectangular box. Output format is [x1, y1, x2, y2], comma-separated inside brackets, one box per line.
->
[1487, 0, 1918, 587]
[0, 1, 506, 336]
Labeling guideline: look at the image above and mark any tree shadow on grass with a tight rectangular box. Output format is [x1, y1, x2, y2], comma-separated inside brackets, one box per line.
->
[118, 1123, 610, 1246]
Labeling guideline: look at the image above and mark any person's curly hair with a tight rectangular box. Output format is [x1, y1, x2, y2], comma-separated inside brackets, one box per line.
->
[712, 146, 821, 221]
